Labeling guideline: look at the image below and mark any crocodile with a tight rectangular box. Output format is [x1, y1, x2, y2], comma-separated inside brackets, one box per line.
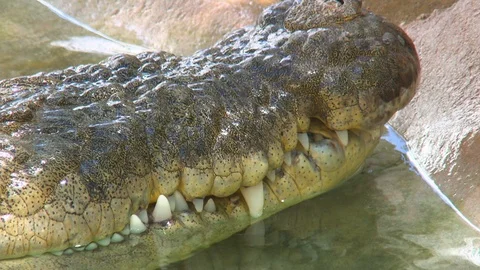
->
[0, 0, 420, 266]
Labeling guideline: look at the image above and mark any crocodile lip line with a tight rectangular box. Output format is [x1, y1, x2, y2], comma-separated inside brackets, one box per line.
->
[0, 0, 420, 262]
[28, 122, 383, 257]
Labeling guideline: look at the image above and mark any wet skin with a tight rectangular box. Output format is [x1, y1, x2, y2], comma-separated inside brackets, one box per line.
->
[0, 0, 419, 263]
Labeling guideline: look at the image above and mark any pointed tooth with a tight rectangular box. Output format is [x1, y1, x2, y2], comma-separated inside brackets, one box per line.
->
[240, 181, 264, 218]
[63, 248, 74, 255]
[120, 225, 130, 236]
[193, 198, 204, 212]
[129, 214, 147, 234]
[152, 195, 172, 222]
[297, 133, 309, 150]
[168, 194, 176, 212]
[335, 130, 349, 146]
[283, 152, 292, 166]
[73, 245, 85, 252]
[174, 190, 189, 212]
[51, 250, 64, 256]
[85, 242, 98, 251]
[138, 209, 148, 224]
[266, 170, 275, 183]
[96, 236, 111, 247]
[204, 198, 216, 213]
[111, 233, 125, 243]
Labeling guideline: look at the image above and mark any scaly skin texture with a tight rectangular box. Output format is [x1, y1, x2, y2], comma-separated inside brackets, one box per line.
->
[0, 0, 420, 263]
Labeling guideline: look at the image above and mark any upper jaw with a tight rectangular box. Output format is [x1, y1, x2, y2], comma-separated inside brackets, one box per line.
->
[284, 0, 364, 31]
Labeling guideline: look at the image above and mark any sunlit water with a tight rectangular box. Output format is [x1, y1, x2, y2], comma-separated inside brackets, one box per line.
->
[1, 1, 479, 269]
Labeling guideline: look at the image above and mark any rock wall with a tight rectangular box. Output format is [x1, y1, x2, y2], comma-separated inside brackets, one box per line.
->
[45, 0, 275, 56]
[390, 0, 480, 225]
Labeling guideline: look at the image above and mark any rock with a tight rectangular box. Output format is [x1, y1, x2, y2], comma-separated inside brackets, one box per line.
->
[45, 0, 275, 56]
[390, 0, 480, 225]
[362, 0, 457, 25]
[0, 0, 105, 79]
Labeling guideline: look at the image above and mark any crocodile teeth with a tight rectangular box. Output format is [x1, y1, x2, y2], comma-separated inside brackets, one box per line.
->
[96, 236, 111, 247]
[63, 248, 74, 255]
[240, 181, 264, 218]
[50, 250, 63, 256]
[168, 194, 176, 212]
[111, 233, 125, 243]
[138, 209, 148, 224]
[120, 225, 130, 236]
[174, 190, 189, 212]
[193, 198, 204, 212]
[283, 152, 292, 166]
[129, 214, 147, 234]
[85, 242, 98, 251]
[152, 195, 172, 222]
[73, 245, 85, 252]
[204, 198, 216, 213]
[297, 133, 309, 150]
[266, 170, 276, 183]
[335, 130, 349, 146]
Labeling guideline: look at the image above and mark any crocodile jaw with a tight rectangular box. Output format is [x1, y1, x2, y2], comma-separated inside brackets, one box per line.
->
[0, 0, 419, 262]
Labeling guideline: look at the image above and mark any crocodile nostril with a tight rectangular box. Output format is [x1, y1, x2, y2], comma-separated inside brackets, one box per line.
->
[337, 0, 345, 5]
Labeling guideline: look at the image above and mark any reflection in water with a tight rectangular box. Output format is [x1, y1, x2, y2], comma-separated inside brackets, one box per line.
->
[169, 128, 480, 269]
[2, 128, 478, 269]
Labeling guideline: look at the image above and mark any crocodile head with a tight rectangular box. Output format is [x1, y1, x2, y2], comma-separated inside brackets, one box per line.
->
[0, 0, 419, 265]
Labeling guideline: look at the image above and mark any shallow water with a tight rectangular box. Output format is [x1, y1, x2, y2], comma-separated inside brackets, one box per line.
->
[0, 0, 107, 79]
[1, 1, 479, 269]
[165, 128, 480, 269]
[363, 0, 457, 25]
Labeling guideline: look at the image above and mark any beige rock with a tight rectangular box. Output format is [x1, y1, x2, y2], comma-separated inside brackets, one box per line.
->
[45, 0, 275, 56]
[363, 0, 457, 25]
[390, 0, 480, 225]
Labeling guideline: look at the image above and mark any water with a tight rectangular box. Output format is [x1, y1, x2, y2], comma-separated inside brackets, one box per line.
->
[0, 0, 106, 79]
[1, 1, 479, 269]
[167, 129, 480, 269]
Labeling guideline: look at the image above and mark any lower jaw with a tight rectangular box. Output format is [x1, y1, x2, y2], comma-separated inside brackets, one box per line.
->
[2, 123, 382, 264]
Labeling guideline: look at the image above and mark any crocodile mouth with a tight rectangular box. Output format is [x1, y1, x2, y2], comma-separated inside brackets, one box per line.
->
[0, 0, 420, 262]
[10, 119, 381, 258]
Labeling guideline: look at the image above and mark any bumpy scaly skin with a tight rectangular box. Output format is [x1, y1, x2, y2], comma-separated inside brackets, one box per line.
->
[0, 0, 420, 261]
